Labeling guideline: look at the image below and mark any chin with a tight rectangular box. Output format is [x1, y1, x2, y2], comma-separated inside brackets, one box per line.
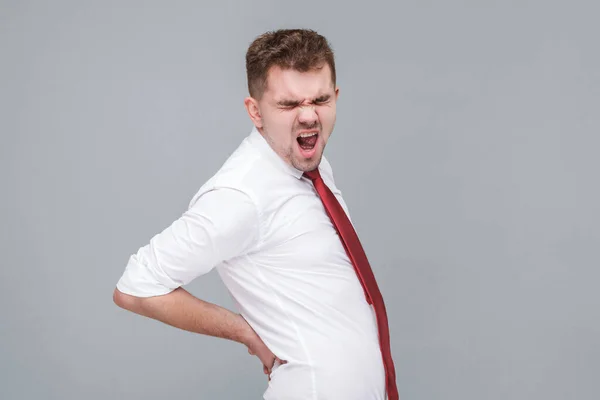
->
[292, 154, 322, 172]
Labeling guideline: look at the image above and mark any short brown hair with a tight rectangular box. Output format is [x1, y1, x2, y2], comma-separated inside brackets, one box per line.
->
[246, 28, 336, 99]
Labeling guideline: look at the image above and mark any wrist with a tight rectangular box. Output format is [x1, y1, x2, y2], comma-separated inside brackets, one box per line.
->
[235, 314, 257, 346]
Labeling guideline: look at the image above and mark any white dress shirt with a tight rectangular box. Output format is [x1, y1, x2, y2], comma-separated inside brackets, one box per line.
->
[116, 126, 387, 399]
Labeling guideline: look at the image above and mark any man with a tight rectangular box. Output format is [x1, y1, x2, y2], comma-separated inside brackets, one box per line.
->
[113, 28, 398, 399]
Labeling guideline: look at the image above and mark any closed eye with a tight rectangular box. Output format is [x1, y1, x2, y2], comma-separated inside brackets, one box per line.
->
[277, 100, 301, 109]
[313, 95, 331, 105]
[276, 95, 331, 109]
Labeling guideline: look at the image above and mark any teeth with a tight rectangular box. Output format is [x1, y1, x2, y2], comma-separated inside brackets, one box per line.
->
[299, 132, 318, 138]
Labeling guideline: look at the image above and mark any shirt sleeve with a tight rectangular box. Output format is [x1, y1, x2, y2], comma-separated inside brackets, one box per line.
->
[115, 187, 259, 297]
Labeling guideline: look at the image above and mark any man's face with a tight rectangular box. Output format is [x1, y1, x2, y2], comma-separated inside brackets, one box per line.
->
[248, 64, 339, 172]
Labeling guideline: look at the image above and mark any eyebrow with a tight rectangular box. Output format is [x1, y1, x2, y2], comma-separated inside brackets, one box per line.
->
[276, 94, 331, 107]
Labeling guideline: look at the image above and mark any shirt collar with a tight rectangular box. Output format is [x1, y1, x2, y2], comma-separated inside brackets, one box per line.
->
[248, 126, 305, 179]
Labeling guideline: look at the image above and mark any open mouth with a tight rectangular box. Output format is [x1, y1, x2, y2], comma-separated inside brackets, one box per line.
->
[296, 131, 319, 151]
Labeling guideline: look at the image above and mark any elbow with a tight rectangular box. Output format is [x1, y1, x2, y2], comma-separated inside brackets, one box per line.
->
[113, 287, 126, 308]
[113, 287, 167, 317]
[113, 285, 178, 317]
[113, 287, 139, 311]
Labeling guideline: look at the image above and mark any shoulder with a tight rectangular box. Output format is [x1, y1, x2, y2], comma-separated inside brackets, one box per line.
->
[187, 134, 280, 211]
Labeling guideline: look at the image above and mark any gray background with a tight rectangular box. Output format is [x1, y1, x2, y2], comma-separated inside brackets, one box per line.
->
[1, 0, 598, 399]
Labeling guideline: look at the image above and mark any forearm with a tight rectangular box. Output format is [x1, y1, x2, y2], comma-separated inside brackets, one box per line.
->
[113, 287, 253, 345]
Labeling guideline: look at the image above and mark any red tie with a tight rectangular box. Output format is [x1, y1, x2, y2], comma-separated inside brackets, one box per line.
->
[304, 168, 399, 400]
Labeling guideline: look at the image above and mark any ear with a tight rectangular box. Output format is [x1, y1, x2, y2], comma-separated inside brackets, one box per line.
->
[334, 86, 340, 101]
[244, 96, 263, 128]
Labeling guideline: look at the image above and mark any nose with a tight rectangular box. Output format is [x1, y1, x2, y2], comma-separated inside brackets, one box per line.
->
[297, 105, 318, 125]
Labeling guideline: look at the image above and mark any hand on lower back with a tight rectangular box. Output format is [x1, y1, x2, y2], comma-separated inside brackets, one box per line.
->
[242, 319, 287, 378]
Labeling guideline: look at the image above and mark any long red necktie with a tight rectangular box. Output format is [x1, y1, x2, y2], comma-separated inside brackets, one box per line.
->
[305, 168, 399, 400]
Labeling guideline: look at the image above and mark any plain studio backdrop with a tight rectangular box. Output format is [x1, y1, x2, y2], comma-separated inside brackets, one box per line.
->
[1, 1, 598, 399]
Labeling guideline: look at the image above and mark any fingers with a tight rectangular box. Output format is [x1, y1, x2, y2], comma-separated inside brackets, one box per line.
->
[247, 346, 288, 382]
[268, 357, 288, 376]
[272, 356, 288, 370]
[266, 360, 274, 381]
[276, 356, 288, 365]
